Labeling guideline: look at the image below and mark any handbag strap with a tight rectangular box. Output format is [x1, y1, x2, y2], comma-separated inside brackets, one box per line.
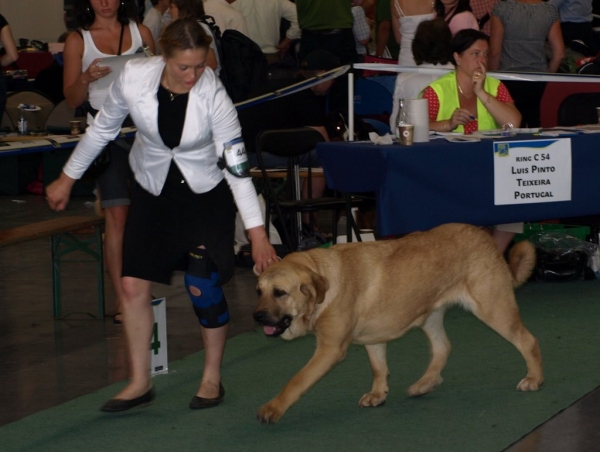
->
[74, 24, 124, 54]
[117, 23, 124, 55]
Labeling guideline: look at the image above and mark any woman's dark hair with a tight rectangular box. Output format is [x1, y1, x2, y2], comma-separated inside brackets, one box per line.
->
[434, 0, 473, 23]
[450, 28, 490, 65]
[412, 18, 452, 66]
[76, 0, 139, 30]
[170, 0, 206, 19]
[159, 18, 212, 58]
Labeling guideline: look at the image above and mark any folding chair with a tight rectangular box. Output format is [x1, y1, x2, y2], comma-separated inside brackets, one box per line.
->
[255, 127, 361, 251]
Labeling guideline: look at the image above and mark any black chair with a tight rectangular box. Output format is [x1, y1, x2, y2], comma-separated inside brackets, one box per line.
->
[557, 92, 600, 126]
[255, 127, 361, 251]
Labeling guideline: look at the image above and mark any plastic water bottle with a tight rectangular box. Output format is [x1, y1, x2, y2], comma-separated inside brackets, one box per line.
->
[395, 98, 408, 141]
[18, 108, 27, 135]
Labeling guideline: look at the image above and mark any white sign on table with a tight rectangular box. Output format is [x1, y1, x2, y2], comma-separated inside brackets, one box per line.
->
[493, 138, 572, 205]
[150, 297, 168, 376]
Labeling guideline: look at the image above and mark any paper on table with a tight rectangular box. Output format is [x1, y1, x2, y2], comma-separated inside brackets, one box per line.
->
[539, 130, 580, 137]
[369, 132, 395, 145]
[444, 135, 481, 143]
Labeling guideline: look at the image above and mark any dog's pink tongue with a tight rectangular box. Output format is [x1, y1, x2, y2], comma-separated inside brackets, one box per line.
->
[263, 326, 278, 336]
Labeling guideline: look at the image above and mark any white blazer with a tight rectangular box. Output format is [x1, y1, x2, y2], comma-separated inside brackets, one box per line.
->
[64, 56, 263, 230]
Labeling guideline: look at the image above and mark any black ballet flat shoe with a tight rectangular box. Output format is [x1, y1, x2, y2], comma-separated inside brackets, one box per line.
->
[100, 387, 155, 412]
[189, 383, 225, 409]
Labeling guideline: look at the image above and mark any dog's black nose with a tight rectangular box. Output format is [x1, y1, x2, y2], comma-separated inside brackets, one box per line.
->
[253, 311, 266, 323]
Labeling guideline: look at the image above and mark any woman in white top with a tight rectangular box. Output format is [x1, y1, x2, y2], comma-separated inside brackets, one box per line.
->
[63, 0, 155, 325]
[391, 0, 436, 66]
[48, 18, 277, 412]
[389, 18, 454, 130]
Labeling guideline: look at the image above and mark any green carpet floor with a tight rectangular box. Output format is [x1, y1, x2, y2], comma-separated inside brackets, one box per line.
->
[2, 281, 600, 452]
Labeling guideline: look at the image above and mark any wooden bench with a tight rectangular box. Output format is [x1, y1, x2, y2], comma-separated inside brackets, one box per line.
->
[0, 216, 105, 319]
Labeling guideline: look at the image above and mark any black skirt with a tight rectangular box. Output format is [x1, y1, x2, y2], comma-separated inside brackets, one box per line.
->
[122, 162, 236, 285]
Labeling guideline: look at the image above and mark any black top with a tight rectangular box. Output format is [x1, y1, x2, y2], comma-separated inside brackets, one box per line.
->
[157, 84, 189, 149]
[0, 14, 8, 31]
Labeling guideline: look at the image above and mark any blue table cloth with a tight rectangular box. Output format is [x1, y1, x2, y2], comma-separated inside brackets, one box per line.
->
[317, 134, 600, 236]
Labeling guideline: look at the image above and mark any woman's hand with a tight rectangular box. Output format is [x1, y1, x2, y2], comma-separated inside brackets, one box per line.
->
[448, 108, 476, 129]
[472, 61, 487, 95]
[84, 58, 112, 84]
[46, 172, 76, 212]
[247, 226, 279, 275]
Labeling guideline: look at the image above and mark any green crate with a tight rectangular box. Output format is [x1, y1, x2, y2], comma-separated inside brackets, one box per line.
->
[514, 223, 591, 243]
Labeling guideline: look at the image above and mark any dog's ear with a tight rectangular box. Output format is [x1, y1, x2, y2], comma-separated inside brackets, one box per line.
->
[312, 272, 328, 304]
[301, 271, 329, 305]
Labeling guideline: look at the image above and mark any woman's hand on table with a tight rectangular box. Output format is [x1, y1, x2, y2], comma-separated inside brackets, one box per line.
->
[449, 108, 475, 129]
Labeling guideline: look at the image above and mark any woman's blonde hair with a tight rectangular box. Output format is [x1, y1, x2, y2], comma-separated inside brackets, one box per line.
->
[159, 18, 212, 58]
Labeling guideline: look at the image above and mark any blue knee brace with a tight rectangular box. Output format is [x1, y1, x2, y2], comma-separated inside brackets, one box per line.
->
[185, 249, 229, 328]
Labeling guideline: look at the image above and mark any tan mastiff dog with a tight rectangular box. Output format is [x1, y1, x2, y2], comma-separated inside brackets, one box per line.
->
[253, 223, 543, 424]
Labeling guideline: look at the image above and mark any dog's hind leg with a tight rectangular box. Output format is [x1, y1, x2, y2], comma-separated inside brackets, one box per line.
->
[469, 289, 543, 391]
[408, 308, 450, 397]
[359, 343, 389, 407]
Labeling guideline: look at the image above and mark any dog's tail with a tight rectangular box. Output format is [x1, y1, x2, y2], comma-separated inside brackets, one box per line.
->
[508, 240, 536, 288]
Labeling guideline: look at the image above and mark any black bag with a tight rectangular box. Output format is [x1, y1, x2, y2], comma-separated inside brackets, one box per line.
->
[534, 249, 588, 282]
[201, 16, 268, 103]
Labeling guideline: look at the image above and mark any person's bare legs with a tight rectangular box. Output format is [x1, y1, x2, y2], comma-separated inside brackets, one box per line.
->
[111, 276, 154, 400]
[493, 229, 516, 254]
[103, 205, 129, 321]
[196, 324, 228, 398]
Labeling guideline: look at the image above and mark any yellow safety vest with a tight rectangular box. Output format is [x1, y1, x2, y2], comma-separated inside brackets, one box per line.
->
[429, 71, 501, 133]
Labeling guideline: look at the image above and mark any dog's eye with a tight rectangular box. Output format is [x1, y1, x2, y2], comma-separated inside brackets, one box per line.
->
[273, 288, 287, 298]
[256, 288, 262, 296]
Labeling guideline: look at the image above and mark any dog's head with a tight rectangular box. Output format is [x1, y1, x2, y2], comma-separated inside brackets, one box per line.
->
[254, 258, 328, 340]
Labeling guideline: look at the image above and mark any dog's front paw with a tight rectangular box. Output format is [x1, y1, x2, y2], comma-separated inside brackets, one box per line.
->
[257, 400, 285, 424]
[516, 376, 543, 392]
[358, 391, 387, 407]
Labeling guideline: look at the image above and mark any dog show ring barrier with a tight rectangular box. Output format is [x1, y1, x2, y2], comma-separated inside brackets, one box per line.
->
[0, 216, 105, 319]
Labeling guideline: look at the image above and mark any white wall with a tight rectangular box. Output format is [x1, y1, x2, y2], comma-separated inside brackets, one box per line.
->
[0, 0, 66, 44]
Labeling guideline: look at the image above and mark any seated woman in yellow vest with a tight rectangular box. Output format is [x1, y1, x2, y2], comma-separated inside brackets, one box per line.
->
[422, 28, 521, 135]
[422, 28, 522, 254]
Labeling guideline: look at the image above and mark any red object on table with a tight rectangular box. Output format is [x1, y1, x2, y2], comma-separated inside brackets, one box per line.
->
[10, 51, 54, 79]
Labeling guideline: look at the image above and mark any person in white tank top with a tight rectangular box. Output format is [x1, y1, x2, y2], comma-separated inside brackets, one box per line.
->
[391, 0, 436, 66]
[81, 19, 145, 114]
[62, 0, 156, 327]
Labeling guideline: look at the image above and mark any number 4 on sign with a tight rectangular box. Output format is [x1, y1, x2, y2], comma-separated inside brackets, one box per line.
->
[149, 298, 169, 376]
[151, 322, 161, 355]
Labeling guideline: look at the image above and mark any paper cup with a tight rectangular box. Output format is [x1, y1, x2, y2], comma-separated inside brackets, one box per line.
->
[397, 124, 414, 146]
[70, 120, 82, 135]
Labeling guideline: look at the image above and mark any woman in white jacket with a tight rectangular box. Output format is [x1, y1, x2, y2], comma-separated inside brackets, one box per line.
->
[47, 18, 277, 412]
